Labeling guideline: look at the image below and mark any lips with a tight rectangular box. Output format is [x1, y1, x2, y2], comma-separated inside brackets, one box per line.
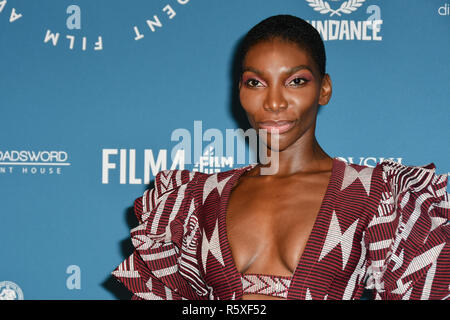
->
[258, 120, 296, 134]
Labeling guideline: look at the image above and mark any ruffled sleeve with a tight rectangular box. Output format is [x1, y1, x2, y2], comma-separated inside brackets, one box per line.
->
[365, 159, 450, 300]
[112, 169, 208, 300]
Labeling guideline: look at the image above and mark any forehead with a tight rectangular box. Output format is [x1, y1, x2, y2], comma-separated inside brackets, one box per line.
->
[243, 38, 316, 74]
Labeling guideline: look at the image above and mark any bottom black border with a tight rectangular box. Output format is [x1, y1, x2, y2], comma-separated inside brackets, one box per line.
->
[0, 300, 447, 319]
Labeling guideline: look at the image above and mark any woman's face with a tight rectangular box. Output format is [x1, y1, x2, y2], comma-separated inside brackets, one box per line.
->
[239, 38, 332, 151]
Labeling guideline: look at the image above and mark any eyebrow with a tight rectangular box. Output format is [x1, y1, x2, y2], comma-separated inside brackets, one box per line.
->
[242, 65, 313, 76]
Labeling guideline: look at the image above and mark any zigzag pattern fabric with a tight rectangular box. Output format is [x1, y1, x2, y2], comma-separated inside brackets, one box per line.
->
[241, 274, 291, 299]
[112, 157, 450, 300]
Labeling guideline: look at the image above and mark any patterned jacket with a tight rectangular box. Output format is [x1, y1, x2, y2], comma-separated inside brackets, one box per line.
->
[112, 157, 450, 300]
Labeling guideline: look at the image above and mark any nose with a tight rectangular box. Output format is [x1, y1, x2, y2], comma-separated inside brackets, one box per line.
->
[263, 85, 288, 112]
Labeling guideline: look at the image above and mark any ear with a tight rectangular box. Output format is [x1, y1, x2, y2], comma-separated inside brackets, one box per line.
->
[318, 73, 332, 106]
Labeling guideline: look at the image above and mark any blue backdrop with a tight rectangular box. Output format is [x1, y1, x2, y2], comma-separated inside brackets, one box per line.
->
[0, 0, 449, 299]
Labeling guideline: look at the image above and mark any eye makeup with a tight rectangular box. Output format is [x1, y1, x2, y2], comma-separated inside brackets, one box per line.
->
[242, 74, 267, 87]
[285, 72, 313, 85]
[241, 70, 314, 88]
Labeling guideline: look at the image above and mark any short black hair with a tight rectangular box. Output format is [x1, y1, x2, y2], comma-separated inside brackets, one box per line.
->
[238, 15, 326, 79]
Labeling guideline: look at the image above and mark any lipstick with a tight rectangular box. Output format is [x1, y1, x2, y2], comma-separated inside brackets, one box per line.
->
[258, 120, 295, 134]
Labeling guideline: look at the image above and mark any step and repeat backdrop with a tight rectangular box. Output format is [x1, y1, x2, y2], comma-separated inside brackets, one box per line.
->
[0, 0, 449, 300]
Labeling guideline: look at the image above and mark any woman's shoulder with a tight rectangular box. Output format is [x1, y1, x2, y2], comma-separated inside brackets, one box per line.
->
[333, 157, 449, 227]
[364, 159, 450, 299]
[114, 164, 258, 300]
[134, 165, 256, 219]
[365, 158, 449, 224]
[374, 158, 449, 198]
[337, 157, 449, 196]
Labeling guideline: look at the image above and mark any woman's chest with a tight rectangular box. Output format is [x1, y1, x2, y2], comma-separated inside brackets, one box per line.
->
[225, 173, 331, 275]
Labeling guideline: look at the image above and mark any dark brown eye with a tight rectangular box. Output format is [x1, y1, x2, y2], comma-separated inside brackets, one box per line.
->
[287, 77, 306, 86]
[245, 79, 264, 87]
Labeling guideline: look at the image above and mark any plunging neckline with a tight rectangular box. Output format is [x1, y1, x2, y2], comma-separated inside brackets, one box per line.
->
[218, 157, 340, 299]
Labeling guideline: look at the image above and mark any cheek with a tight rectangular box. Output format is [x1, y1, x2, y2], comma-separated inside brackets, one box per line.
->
[239, 88, 264, 113]
[286, 87, 319, 113]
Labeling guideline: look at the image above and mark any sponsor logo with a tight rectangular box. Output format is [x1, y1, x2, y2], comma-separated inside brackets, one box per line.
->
[0, 281, 24, 300]
[132, 0, 191, 41]
[44, 5, 103, 51]
[438, 3, 450, 15]
[307, 0, 366, 17]
[337, 156, 403, 167]
[0, 150, 71, 175]
[305, 0, 383, 41]
[102, 121, 281, 184]
[0, 0, 23, 24]
[102, 148, 185, 185]
[193, 145, 234, 174]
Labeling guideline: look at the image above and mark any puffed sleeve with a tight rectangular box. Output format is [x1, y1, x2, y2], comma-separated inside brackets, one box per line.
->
[364, 159, 450, 300]
[111, 169, 209, 300]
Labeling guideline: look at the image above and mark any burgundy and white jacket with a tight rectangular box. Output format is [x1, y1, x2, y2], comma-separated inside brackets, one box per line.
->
[112, 157, 450, 300]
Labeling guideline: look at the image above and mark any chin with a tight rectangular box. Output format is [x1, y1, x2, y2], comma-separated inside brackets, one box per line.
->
[258, 133, 294, 152]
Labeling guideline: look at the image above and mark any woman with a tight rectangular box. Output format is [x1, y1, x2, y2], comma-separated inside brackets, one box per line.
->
[112, 15, 450, 300]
